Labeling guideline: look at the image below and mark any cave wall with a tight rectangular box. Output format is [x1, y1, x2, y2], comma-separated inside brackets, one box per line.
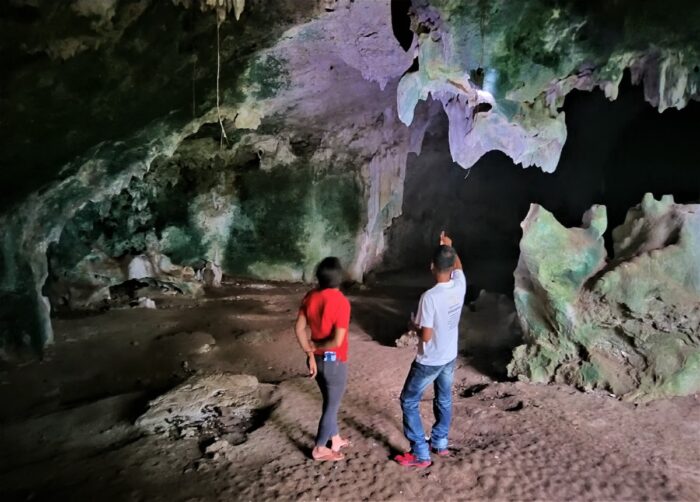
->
[47, 129, 365, 294]
[1, 0, 328, 351]
[0, 0, 436, 350]
[2, 0, 700, 352]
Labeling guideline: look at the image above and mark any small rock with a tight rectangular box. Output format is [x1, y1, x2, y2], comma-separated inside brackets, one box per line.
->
[395, 330, 419, 348]
[133, 297, 156, 309]
[201, 261, 223, 288]
[205, 439, 232, 458]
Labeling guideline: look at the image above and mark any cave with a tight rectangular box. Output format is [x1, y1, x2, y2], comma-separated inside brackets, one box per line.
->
[2, 1, 700, 500]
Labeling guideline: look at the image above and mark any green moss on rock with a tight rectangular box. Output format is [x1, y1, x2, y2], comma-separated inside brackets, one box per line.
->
[224, 161, 361, 279]
[509, 195, 700, 401]
[246, 54, 291, 100]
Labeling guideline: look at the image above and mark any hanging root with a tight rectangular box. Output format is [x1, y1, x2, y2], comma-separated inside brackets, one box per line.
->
[192, 56, 197, 119]
[216, 19, 229, 149]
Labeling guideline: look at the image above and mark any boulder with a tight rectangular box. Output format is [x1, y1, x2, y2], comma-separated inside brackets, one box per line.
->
[133, 297, 156, 309]
[395, 329, 420, 348]
[127, 255, 155, 280]
[46, 250, 125, 311]
[136, 373, 274, 438]
[509, 194, 700, 400]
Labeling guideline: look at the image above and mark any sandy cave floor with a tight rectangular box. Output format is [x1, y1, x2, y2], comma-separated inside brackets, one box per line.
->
[0, 280, 699, 501]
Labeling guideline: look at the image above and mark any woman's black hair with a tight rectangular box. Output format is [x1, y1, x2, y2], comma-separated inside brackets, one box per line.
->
[316, 257, 343, 289]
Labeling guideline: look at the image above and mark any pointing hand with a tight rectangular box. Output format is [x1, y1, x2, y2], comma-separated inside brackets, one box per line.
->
[440, 231, 453, 247]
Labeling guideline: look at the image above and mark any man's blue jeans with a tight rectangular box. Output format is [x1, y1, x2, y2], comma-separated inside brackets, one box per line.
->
[400, 358, 456, 461]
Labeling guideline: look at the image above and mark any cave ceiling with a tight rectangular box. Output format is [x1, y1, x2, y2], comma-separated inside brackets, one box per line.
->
[2, 0, 699, 208]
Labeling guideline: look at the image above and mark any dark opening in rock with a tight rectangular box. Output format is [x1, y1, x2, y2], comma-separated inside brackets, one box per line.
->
[461, 383, 489, 398]
[391, 0, 414, 51]
[474, 102, 493, 114]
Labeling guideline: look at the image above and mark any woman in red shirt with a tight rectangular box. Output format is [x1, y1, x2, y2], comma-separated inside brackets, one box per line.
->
[294, 257, 351, 461]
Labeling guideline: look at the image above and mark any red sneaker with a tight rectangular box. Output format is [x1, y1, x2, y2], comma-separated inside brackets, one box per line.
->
[429, 443, 450, 457]
[394, 452, 432, 468]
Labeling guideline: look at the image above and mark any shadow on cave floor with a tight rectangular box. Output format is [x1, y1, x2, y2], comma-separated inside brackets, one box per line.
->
[462, 348, 517, 382]
[348, 291, 418, 347]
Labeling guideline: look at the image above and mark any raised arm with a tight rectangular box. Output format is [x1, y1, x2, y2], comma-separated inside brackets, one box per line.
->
[440, 231, 462, 271]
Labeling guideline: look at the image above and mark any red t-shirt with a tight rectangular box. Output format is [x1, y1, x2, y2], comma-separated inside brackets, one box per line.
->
[299, 288, 350, 362]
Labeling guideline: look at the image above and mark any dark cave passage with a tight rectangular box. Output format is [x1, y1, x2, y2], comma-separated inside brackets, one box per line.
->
[382, 76, 700, 298]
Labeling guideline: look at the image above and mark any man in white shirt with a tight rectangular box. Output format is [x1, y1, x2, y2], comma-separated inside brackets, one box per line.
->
[395, 231, 467, 468]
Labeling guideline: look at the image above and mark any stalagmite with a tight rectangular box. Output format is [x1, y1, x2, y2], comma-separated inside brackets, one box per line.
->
[509, 194, 700, 400]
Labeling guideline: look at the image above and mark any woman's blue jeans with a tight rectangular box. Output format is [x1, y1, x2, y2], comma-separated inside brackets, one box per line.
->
[400, 358, 456, 461]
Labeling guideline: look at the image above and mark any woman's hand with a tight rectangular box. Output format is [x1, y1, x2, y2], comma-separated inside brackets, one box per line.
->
[308, 353, 318, 379]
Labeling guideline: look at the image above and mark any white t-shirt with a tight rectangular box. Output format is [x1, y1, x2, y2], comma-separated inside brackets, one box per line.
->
[415, 269, 467, 366]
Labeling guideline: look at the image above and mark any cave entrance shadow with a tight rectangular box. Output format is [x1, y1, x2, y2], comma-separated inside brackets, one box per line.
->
[391, 0, 413, 51]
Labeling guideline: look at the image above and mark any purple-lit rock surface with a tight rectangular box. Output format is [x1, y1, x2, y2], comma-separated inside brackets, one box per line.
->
[0, 0, 439, 348]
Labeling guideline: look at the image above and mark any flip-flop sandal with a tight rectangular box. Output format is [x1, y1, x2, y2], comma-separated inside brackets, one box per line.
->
[313, 450, 345, 462]
[335, 440, 352, 450]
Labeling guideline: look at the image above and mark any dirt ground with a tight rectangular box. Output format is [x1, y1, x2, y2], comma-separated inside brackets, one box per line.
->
[0, 279, 699, 501]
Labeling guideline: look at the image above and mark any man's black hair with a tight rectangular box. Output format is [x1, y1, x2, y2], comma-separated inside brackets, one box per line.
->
[316, 257, 344, 289]
[432, 245, 456, 272]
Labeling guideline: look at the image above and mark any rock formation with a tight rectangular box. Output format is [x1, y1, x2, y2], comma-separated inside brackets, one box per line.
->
[136, 372, 275, 440]
[509, 194, 700, 400]
[400, 0, 700, 172]
[1, 0, 699, 351]
[0, 0, 436, 349]
[201, 261, 223, 288]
